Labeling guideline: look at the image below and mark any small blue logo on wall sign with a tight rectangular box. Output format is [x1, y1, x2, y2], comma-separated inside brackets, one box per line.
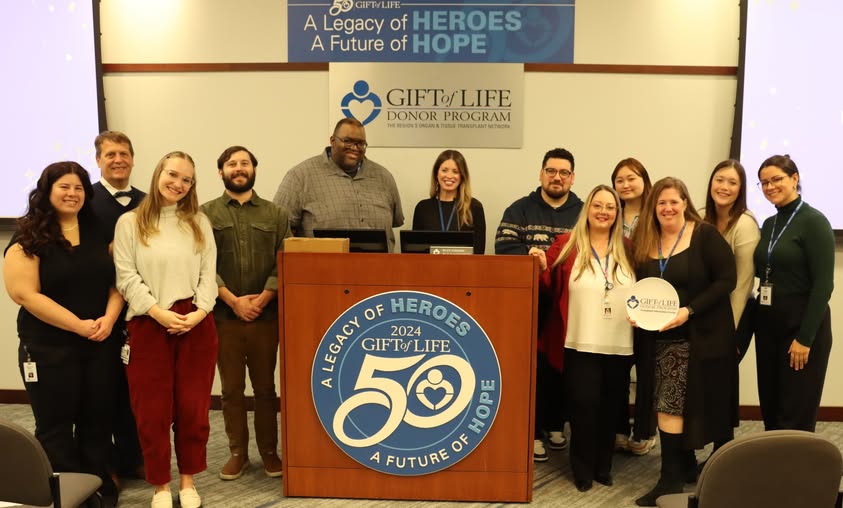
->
[341, 80, 382, 126]
[312, 291, 501, 476]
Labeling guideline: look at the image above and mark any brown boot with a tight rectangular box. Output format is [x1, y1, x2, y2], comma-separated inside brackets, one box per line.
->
[262, 452, 283, 478]
[219, 453, 249, 480]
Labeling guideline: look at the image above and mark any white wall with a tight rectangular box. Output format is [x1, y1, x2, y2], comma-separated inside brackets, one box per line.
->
[2, 0, 840, 408]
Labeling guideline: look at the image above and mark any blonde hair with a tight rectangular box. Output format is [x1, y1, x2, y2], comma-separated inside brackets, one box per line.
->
[551, 185, 634, 282]
[631, 177, 703, 265]
[135, 151, 205, 251]
[429, 150, 474, 227]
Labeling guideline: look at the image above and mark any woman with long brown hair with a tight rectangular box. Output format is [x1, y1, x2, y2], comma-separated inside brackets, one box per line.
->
[412, 149, 486, 254]
[630, 177, 736, 506]
[4, 162, 124, 506]
[113, 151, 217, 508]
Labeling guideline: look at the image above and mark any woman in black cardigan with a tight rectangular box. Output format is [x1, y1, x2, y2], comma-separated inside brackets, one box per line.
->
[630, 177, 737, 506]
[411, 149, 486, 254]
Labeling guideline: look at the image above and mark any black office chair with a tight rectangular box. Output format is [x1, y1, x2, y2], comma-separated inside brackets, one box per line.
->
[657, 429, 842, 508]
[0, 419, 102, 508]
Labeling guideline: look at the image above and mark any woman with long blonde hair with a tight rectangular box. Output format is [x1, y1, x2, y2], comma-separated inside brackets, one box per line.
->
[530, 185, 635, 492]
[411, 149, 486, 254]
[113, 151, 218, 508]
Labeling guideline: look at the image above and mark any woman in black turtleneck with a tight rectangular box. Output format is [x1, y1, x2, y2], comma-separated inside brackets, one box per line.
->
[753, 154, 834, 432]
[411, 149, 486, 254]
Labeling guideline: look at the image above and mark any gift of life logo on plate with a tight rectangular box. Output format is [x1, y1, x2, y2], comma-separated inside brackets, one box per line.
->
[311, 291, 501, 476]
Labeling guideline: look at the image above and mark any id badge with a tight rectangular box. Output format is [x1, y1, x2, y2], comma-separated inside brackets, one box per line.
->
[121, 343, 131, 365]
[602, 301, 614, 319]
[759, 283, 773, 306]
[23, 361, 38, 382]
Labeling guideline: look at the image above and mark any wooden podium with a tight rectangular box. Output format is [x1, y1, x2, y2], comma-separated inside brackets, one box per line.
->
[277, 252, 538, 502]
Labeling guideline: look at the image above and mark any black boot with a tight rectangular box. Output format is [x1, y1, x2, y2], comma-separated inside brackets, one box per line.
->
[635, 430, 685, 506]
[682, 449, 698, 484]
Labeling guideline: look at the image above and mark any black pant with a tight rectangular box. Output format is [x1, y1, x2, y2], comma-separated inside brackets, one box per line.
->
[535, 352, 565, 438]
[19, 339, 119, 483]
[564, 349, 629, 482]
[756, 298, 832, 431]
[111, 355, 143, 475]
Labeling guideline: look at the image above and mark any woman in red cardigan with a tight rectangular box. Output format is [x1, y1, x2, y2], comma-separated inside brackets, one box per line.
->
[530, 185, 635, 492]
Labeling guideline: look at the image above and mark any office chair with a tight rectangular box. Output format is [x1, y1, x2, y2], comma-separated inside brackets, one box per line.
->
[657, 429, 842, 508]
[0, 419, 102, 508]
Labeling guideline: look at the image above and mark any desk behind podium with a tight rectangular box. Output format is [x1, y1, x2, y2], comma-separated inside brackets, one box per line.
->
[276, 252, 538, 502]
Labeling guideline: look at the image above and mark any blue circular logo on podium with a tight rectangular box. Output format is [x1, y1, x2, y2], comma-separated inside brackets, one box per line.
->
[311, 291, 501, 476]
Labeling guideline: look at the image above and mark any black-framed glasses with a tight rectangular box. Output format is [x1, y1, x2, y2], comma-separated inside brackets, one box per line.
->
[757, 175, 787, 189]
[544, 168, 573, 178]
[336, 137, 368, 150]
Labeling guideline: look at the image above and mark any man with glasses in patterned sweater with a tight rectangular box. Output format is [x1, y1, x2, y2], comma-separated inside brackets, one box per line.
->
[495, 147, 583, 462]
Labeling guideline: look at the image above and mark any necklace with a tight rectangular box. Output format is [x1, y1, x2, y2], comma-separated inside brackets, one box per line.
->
[61, 223, 79, 231]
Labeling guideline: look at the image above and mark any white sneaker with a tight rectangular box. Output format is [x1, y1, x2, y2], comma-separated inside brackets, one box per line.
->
[547, 431, 568, 450]
[179, 486, 202, 508]
[151, 490, 173, 508]
[534, 439, 549, 462]
[615, 433, 630, 451]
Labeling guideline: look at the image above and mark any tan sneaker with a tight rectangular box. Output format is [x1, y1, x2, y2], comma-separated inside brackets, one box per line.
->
[628, 436, 657, 455]
[178, 486, 202, 508]
[150, 489, 172, 508]
[219, 454, 249, 480]
[263, 452, 283, 478]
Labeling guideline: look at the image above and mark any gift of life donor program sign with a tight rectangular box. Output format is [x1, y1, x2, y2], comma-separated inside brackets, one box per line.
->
[288, 0, 575, 63]
[311, 291, 502, 476]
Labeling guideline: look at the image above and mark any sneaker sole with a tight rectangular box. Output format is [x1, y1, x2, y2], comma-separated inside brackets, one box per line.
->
[264, 469, 283, 478]
[534, 456, 549, 462]
[547, 443, 567, 450]
[219, 462, 249, 480]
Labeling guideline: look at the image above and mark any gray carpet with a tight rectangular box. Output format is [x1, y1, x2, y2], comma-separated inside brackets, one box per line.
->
[1, 404, 841, 507]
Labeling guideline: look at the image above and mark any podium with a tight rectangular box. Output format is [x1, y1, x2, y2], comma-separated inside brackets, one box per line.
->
[277, 252, 538, 502]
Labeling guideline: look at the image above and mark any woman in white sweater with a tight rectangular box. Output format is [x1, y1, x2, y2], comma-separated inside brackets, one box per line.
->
[699, 158, 760, 465]
[113, 151, 217, 508]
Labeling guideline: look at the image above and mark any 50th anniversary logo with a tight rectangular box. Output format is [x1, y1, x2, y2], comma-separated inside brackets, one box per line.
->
[311, 291, 501, 476]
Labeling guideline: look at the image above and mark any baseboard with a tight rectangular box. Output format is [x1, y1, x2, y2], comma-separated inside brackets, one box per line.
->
[0, 390, 278, 412]
[1, 390, 841, 421]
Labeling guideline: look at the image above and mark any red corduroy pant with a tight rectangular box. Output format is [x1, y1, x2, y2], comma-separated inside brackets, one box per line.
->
[125, 299, 218, 485]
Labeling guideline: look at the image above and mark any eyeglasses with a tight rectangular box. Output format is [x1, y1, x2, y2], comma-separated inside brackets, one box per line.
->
[590, 203, 617, 213]
[336, 137, 368, 150]
[543, 168, 573, 178]
[757, 175, 788, 189]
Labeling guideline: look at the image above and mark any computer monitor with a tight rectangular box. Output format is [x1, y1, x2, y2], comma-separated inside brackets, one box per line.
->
[400, 230, 474, 254]
[312, 228, 389, 253]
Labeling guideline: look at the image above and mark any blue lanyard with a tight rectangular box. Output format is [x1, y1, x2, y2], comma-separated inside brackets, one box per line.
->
[590, 245, 613, 291]
[765, 200, 803, 280]
[658, 220, 687, 278]
[437, 199, 457, 231]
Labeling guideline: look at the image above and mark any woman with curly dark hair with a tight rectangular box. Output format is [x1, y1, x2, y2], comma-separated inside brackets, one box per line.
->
[3, 161, 124, 506]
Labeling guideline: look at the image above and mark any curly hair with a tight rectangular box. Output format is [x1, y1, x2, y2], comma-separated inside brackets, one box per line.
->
[15, 161, 94, 256]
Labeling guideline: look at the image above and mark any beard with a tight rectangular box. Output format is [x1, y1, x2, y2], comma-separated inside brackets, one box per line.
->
[223, 172, 256, 193]
[543, 185, 568, 200]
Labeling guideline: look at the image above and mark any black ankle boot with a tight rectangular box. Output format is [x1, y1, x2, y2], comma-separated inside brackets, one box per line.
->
[682, 449, 698, 484]
[635, 430, 685, 506]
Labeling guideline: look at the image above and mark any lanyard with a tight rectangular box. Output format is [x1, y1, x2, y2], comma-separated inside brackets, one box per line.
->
[658, 220, 687, 278]
[437, 199, 457, 231]
[765, 200, 803, 280]
[590, 245, 614, 291]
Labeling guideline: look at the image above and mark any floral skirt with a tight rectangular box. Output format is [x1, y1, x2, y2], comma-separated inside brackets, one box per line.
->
[654, 341, 690, 416]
